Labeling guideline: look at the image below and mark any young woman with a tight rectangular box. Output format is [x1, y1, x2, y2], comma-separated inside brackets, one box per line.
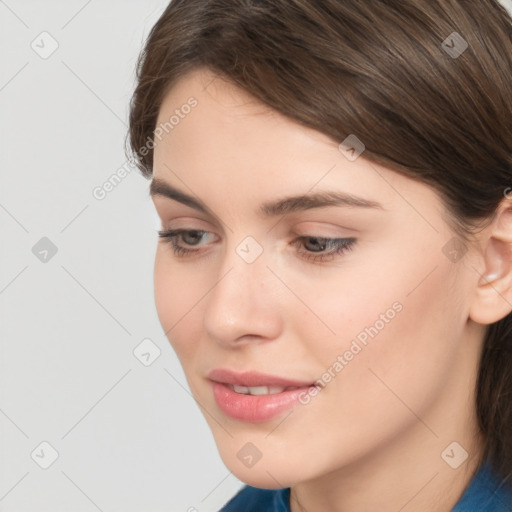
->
[127, 1, 512, 510]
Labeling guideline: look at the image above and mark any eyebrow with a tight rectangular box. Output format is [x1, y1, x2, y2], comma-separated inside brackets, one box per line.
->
[149, 178, 384, 217]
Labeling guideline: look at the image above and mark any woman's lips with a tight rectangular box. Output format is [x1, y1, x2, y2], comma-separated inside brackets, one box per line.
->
[208, 369, 318, 422]
[207, 368, 315, 388]
[210, 380, 317, 423]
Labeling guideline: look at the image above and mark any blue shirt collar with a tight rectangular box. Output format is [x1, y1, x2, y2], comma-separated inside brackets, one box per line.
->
[451, 461, 512, 511]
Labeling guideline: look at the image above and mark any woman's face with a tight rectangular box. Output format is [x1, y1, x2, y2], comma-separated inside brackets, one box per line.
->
[151, 68, 484, 488]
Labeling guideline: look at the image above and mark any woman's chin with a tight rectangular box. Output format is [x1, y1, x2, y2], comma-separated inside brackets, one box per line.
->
[224, 463, 299, 490]
[214, 442, 314, 489]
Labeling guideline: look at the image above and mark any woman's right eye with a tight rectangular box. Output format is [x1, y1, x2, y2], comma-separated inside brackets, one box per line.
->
[157, 229, 215, 257]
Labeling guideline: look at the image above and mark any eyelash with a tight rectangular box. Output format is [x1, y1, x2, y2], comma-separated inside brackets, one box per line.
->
[157, 229, 356, 263]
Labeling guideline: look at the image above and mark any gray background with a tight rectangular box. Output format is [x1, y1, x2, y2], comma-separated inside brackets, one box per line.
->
[1, 1, 511, 511]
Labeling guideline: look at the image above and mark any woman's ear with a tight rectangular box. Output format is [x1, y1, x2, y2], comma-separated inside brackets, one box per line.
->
[469, 199, 512, 325]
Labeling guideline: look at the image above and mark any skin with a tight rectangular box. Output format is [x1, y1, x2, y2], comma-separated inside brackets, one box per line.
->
[150, 67, 512, 512]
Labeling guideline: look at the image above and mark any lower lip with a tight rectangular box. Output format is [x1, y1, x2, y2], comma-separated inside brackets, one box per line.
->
[211, 381, 315, 422]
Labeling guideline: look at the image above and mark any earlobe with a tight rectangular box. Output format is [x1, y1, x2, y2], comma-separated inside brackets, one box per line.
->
[469, 202, 512, 325]
[478, 272, 500, 285]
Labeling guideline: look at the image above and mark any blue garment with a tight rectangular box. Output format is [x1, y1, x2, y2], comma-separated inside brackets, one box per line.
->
[219, 462, 512, 511]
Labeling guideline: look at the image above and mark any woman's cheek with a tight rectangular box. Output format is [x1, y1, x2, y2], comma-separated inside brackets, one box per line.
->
[154, 253, 194, 344]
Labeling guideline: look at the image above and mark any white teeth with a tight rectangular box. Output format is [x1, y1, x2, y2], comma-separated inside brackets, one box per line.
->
[251, 386, 281, 395]
[269, 386, 289, 393]
[233, 385, 250, 394]
[230, 384, 288, 395]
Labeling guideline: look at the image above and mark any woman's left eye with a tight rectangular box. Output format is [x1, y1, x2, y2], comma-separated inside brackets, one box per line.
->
[291, 236, 356, 262]
[157, 229, 356, 263]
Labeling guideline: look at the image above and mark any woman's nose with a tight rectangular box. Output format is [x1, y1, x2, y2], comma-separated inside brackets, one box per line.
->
[202, 249, 283, 348]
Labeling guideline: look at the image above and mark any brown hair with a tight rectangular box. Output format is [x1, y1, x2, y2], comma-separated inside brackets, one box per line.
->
[127, 0, 512, 487]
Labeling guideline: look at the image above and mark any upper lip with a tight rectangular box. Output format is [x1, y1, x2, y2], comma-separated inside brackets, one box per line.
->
[208, 368, 314, 388]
